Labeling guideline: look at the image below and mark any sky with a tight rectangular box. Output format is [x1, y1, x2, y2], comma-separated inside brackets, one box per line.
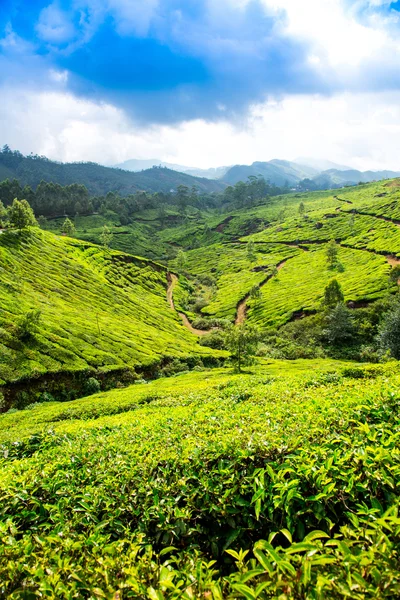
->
[1, 0, 400, 170]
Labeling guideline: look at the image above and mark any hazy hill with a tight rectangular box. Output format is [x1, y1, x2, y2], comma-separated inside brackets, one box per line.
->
[312, 168, 400, 189]
[115, 158, 230, 179]
[294, 157, 352, 172]
[0, 149, 225, 196]
[222, 159, 318, 186]
[222, 157, 400, 189]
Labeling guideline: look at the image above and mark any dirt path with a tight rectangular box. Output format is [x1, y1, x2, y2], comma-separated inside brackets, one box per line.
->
[386, 256, 400, 267]
[166, 273, 209, 336]
[235, 259, 288, 325]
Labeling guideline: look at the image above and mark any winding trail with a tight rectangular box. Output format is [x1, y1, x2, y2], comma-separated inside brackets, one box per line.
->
[167, 204, 400, 333]
[166, 273, 209, 336]
[235, 258, 289, 325]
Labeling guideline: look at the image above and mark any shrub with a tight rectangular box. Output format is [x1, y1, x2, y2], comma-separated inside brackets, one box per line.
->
[199, 331, 225, 349]
[17, 309, 41, 340]
[83, 377, 101, 396]
[377, 300, 400, 359]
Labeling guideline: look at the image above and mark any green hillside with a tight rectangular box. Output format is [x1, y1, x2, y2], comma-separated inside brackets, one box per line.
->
[0, 228, 217, 408]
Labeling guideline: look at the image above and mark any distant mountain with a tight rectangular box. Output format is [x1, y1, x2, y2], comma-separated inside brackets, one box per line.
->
[0, 149, 226, 196]
[311, 168, 400, 189]
[115, 158, 230, 180]
[295, 157, 352, 172]
[222, 159, 318, 186]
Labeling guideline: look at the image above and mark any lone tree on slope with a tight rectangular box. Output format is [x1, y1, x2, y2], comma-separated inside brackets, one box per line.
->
[100, 225, 113, 249]
[61, 217, 76, 237]
[8, 199, 37, 232]
[224, 323, 259, 373]
[326, 239, 339, 269]
[323, 278, 344, 309]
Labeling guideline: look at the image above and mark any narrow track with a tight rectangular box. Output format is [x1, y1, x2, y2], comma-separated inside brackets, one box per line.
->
[235, 258, 289, 325]
[166, 273, 209, 336]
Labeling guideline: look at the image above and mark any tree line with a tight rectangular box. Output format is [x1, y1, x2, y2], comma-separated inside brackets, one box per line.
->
[0, 174, 289, 222]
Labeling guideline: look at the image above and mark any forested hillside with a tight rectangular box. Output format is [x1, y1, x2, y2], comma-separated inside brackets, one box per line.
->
[0, 147, 225, 196]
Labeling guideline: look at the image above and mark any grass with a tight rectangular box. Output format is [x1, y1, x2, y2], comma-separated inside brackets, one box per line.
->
[1, 361, 399, 597]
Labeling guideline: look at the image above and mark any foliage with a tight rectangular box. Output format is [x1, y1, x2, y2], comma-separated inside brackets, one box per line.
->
[323, 303, 355, 344]
[7, 198, 37, 231]
[176, 249, 187, 272]
[326, 239, 339, 268]
[61, 217, 75, 237]
[323, 278, 344, 309]
[99, 224, 113, 248]
[0, 364, 399, 597]
[377, 298, 400, 358]
[224, 323, 259, 371]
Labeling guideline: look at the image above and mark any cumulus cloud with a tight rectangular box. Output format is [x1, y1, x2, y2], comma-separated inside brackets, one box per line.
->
[2, 84, 400, 171]
[1, 0, 400, 168]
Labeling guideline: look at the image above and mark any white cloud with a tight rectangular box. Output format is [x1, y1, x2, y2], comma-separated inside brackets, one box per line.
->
[2, 86, 400, 171]
[36, 2, 76, 44]
[265, 0, 400, 72]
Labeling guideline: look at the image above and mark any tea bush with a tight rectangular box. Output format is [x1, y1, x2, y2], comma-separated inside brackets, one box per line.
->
[1, 362, 399, 598]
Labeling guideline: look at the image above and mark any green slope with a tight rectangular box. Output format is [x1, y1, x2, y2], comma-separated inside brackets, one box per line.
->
[0, 228, 217, 403]
[1, 362, 399, 597]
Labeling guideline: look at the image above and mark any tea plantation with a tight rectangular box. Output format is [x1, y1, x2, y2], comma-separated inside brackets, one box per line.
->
[0, 228, 217, 408]
[1, 362, 400, 598]
[2, 178, 400, 598]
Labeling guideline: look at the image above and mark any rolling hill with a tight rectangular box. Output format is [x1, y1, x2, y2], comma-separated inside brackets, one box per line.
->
[0, 228, 217, 409]
[221, 159, 400, 189]
[222, 159, 318, 186]
[115, 157, 230, 179]
[0, 149, 226, 196]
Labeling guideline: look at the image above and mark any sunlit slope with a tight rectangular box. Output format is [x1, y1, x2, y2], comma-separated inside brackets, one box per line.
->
[1, 362, 399, 596]
[246, 245, 390, 327]
[0, 229, 212, 384]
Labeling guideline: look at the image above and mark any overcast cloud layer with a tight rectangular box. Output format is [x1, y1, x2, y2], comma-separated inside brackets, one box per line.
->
[1, 0, 400, 168]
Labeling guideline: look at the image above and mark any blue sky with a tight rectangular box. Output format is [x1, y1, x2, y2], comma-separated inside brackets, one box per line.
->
[1, 0, 400, 168]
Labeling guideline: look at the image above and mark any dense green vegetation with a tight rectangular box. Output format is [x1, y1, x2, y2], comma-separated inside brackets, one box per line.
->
[1, 362, 400, 597]
[2, 170, 400, 597]
[0, 147, 225, 196]
[0, 228, 218, 409]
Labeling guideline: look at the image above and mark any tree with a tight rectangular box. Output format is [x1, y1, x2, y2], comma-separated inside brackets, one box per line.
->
[224, 323, 259, 373]
[37, 215, 47, 229]
[298, 202, 305, 217]
[326, 239, 339, 269]
[389, 265, 400, 286]
[0, 201, 7, 228]
[247, 240, 256, 262]
[176, 249, 187, 272]
[62, 217, 76, 237]
[100, 225, 113, 249]
[323, 303, 355, 345]
[249, 285, 261, 302]
[377, 301, 400, 358]
[323, 278, 344, 309]
[269, 264, 279, 278]
[8, 198, 37, 231]
[176, 185, 189, 216]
